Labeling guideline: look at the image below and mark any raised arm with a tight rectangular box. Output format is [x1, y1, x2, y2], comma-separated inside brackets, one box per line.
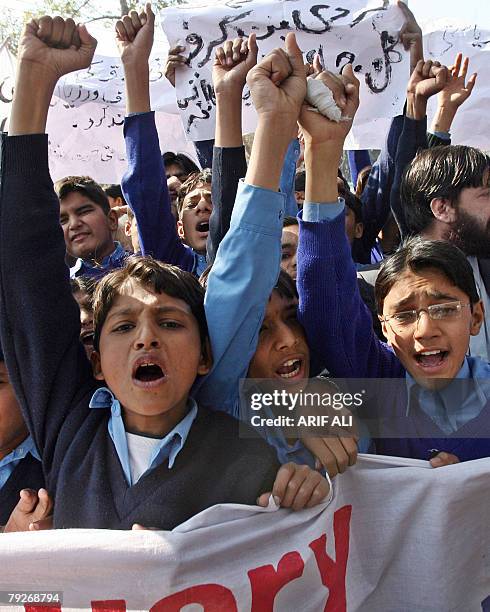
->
[391, 60, 448, 238]
[429, 53, 476, 143]
[118, 6, 195, 271]
[206, 35, 256, 264]
[297, 66, 400, 378]
[357, 1, 424, 259]
[198, 34, 306, 412]
[1, 17, 97, 464]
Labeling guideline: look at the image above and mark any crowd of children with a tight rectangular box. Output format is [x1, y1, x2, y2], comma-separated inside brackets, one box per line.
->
[0, 0, 488, 537]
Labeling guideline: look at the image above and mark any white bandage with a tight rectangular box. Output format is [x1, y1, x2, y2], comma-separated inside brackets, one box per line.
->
[305, 78, 342, 123]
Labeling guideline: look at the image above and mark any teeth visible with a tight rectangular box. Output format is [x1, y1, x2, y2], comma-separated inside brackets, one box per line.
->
[420, 351, 442, 356]
[279, 361, 301, 379]
[282, 359, 297, 368]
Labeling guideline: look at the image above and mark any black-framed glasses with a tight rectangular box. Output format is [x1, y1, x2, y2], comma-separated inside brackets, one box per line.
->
[381, 301, 470, 333]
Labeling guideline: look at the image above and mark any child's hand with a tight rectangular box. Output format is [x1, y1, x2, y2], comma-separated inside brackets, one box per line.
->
[257, 463, 330, 511]
[164, 45, 187, 87]
[299, 64, 360, 146]
[302, 436, 358, 478]
[17, 17, 97, 82]
[247, 32, 306, 123]
[213, 34, 258, 96]
[430, 451, 460, 468]
[3, 488, 54, 533]
[115, 3, 154, 66]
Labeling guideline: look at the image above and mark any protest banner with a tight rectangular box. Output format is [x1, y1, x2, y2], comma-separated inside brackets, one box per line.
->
[0, 455, 488, 611]
[1, 1, 490, 182]
[161, 0, 409, 144]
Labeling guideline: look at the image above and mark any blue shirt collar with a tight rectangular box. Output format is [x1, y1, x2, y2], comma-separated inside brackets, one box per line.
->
[89, 386, 198, 485]
[70, 242, 127, 278]
[0, 435, 40, 468]
[405, 356, 490, 423]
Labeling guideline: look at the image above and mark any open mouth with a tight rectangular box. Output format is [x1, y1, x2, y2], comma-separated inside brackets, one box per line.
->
[414, 350, 449, 368]
[133, 362, 166, 385]
[72, 233, 90, 243]
[276, 358, 302, 379]
[195, 221, 209, 233]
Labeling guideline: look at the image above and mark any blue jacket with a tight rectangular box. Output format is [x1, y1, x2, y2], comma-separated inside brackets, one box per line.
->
[297, 203, 490, 461]
[122, 112, 206, 276]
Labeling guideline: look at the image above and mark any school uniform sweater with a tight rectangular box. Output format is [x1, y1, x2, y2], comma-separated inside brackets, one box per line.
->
[297, 207, 490, 461]
[0, 133, 279, 529]
[0, 453, 45, 525]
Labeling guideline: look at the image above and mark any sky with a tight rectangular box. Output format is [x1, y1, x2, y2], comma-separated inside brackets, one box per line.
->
[0, 0, 489, 29]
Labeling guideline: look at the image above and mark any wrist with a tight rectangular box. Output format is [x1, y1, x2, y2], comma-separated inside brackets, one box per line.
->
[122, 57, 150, 73]
[304, 142, 342, 202]
[16, 60, 58, 90]
[406, 93, 427, 120]
[124, 64, 150, 114]
[432, 105, 456, 132]
[245, 118, 292, 190]
[9, 64, 57, 135]
[215, 86, 245, 101]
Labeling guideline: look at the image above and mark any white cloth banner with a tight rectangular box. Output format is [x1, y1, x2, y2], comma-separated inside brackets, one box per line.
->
[161, 0, 408, 143]
[1, 5, 490, 182]
[0, 455, 489, 612]
[0, 41, 15, 133]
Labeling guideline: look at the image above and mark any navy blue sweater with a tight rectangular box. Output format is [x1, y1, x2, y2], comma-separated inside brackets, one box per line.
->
[0, 454, 45, 525]
[297, 211, 490, 461]
[0, 133, 279, 529]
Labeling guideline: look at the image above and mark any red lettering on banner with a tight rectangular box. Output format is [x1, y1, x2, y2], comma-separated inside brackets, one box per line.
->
[150, 584, 238, 611]
[248, 551, 305, 611]
[91, 601, 126, 611]
[24, 607, 61, 612]
[309, 505, 352, 612]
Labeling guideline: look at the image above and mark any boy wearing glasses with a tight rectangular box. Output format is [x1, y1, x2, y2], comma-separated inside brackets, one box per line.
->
[295, 65, 490, 466]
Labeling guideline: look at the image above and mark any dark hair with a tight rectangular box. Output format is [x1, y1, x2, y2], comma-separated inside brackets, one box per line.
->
[55, 176, 111, 215]
[70, 276, 97, 302]
[177, 169, 212, 215]
[401, 145, 490, 234]
[355, 165, 372, 197]
[92, 256, 208, 353]
[102, 184, 126, 206]
[283, 216, 299, 228]
[344, 190, 363, 224]
[198, 264, 212, 290]
[295, 170, 305, 192]
[163, 152, 200, 177]
[375, 236, 480, 313]
[273, 269, 298, 301]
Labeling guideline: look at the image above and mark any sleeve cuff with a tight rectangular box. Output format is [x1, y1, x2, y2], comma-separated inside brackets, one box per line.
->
[430, 130, 451, 141]
[302, 198, 345, 222]
[230, 179, 285, 236]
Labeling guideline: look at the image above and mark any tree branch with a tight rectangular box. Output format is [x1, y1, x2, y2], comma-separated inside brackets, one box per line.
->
[85, 14, 120, 22]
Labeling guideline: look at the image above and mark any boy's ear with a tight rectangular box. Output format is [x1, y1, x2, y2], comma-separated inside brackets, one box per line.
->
[90, 350, 105, 381]
[124, 220, 132, 237]
[107, 209, 119, 232]
[197, 338, 213, 375]
[177, 219, 185, 240]
[355, 221, 364, 240]
[430, 198, 457, 224]
[379, 316, 391, 345]
[470, 300, 485, 336]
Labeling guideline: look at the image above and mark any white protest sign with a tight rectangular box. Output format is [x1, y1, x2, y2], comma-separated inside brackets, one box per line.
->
[0, 455, 488, 612]
[160, 0, 409, 144]
[0, 41, 15, 133]
[45, 22, 198, 184]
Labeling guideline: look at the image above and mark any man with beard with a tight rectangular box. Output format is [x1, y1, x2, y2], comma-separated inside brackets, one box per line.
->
[400, 145, 490, 360]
